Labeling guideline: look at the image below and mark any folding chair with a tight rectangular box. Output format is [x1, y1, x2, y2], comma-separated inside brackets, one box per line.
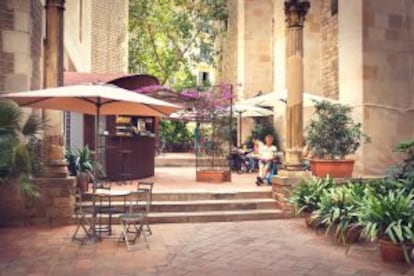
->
[137, 182, 154, 235]
[95, 186, 114, 236]
[72, 188, 93, 244]
[118, 189, 151, 250]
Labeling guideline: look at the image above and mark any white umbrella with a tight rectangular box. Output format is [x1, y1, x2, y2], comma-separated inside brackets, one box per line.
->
[232, 103, 273, 118]
[231, 103, 273, 146]
[241, 89, 337, 107]
[1, 83, 181, 240]
[1, 84, 179, 116]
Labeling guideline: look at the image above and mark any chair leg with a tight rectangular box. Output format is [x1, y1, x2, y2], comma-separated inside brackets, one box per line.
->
[139, 221, 150, 248]
[144, 221, 152, 236]
[72, 216, 93, 244]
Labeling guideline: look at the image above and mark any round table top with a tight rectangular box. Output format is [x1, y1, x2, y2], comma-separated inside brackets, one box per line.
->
[94, 189, 132, 196]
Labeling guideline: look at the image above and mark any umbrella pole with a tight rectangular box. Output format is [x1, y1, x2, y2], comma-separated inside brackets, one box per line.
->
[238, 112, 242, 147]
[91, 98, 101, 241]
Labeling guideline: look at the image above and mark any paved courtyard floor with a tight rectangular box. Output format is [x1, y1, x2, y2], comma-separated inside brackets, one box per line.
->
[0, 219, 413, 276]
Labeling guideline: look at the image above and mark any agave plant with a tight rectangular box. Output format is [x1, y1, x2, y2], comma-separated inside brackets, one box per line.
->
[0, 100, 46, 199]
[289, 176, 335, 215]
[356, 189, 414, 263]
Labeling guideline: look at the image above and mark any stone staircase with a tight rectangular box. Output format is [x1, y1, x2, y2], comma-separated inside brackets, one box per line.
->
[80, 190, 285, 224]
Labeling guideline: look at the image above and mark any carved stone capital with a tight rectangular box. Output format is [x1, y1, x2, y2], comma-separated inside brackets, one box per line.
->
[284, 0, 310, 28]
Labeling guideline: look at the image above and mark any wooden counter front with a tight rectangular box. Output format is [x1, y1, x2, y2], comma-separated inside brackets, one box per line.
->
[105, 135, 155, 181]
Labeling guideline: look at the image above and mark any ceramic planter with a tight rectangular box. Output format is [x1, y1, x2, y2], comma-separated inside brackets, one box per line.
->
[76, 173, 90, 192]
[378, 239, 412, 263]
[310, 159, 355, 178]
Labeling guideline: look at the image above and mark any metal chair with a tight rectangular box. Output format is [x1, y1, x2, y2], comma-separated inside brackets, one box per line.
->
[95, 186, 114, 236]
[137, 182, 154, 235]
[72, 188, 93, 244]
[118, 188, 152, 250]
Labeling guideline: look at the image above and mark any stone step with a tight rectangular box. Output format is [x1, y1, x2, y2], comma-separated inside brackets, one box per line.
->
[81, 198, 278, 213]
[83, 209, 285, 224]
[155, 157, 195, 167]
[82, 191, 272, 201]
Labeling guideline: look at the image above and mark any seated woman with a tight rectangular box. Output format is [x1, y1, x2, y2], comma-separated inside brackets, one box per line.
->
[256, 135, 277, 186]
[246, 134, 263, 172]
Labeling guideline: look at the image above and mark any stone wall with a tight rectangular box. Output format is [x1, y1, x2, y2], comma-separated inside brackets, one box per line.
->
[91, 0, 128, 73]
[360, 0, 414, 175]
[303, 0, 322, 96]
[243, 0, 273, 98]
[218, 0, 238, 96]
[320, 0, 338, 99]
[0, 177, 76, 226]
[0, 0, 43, 93]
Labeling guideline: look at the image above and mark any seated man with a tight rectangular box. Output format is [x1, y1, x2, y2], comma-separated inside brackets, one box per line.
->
[256, 135, 277, 186]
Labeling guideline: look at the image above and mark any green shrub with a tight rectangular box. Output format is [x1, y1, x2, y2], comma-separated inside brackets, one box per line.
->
[305, 100, 370, 159]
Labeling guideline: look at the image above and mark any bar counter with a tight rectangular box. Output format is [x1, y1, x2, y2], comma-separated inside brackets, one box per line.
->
[104, 135, 155, 181]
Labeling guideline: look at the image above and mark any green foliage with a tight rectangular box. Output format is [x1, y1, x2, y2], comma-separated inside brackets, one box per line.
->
[64, 145, 93, 179]
[0, 100, 45, 199]
[311, 183, 367, 244]
[355, 189, 414, 262]
[389, 139, 414, 181]
[305, 100, 370, 159]
[289, 176, 335, 214]
[129, 0, 228, 87]
[160, 120, 193, 152]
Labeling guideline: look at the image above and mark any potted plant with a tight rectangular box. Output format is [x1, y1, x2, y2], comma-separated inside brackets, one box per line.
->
[311, 183, 366, 244]
[305, 100, 370, 178]
[289, 176, 334, 227]
[65, 146, 93, 192]
[356, 188, 414, 263]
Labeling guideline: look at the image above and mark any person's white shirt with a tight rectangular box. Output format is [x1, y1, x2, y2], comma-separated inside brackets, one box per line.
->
[260, 144, 277, 161]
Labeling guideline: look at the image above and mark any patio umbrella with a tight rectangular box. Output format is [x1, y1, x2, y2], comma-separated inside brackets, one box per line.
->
[232, 103, 273, 146]
[1, 83, 181, 240]
[241, 89, 337, 107]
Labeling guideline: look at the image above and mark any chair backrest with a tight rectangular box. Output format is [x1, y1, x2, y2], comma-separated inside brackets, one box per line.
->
[137, 182, 154, 213]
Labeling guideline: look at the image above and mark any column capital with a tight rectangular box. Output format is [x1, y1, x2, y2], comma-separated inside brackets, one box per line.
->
[284, 0, 310, 28]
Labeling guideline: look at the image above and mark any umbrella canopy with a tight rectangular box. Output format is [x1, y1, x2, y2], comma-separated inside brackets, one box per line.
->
[232, 103, 273, 118]
[0, 84, 180, 117]
[241, 89, 337, 107]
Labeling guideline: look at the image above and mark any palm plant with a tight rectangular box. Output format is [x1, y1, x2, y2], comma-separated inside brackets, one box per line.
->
[0, 100, 46, 199]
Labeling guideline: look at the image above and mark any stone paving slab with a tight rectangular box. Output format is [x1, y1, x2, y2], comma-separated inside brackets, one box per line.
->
[0, 219, 412, 276]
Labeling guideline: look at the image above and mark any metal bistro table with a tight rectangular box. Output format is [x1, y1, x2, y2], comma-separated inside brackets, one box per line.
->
[94, 189, 132, 237]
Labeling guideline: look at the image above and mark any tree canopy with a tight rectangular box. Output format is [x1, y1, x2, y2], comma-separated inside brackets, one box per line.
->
[129, 0, 228, 89]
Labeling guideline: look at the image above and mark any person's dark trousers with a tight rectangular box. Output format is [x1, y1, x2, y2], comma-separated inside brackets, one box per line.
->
[231, 153, 243, 172]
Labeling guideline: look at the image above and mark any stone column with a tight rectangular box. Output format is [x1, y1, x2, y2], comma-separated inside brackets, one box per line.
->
[43, 0, 67, 177]
[284, 0, 310, 169]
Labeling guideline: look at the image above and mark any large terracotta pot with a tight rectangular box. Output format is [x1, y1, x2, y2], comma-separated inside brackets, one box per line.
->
[310, 159, 355, 178]
[378, 239, 412, 263]
[333, 225, 362, 244]
[196, 170, 231, 183]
